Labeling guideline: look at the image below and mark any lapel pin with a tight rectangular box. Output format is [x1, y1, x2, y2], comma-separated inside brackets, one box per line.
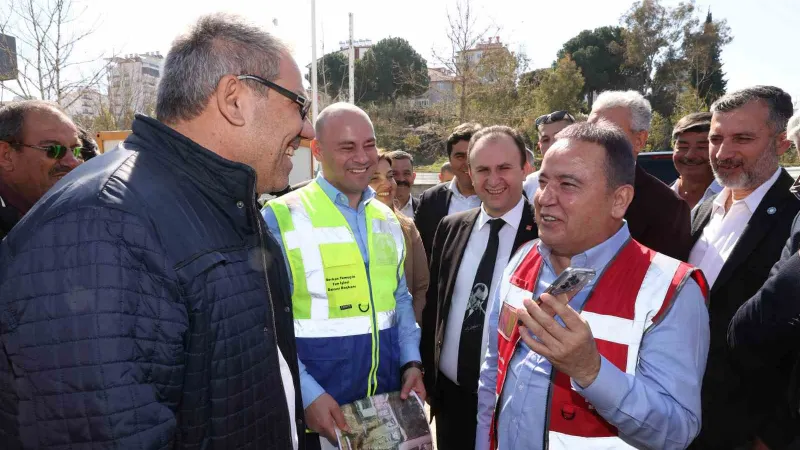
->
[525, 225, 533, 231]
[767, 207, 777, 215]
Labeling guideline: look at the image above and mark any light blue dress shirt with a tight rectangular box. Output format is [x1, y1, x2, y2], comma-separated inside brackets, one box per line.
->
[476, 223, 710, 450]
[262, 175, 421, 409]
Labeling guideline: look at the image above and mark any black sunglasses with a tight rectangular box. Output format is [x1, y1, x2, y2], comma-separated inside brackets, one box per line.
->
[535, 110, 576, 127]
[237, 74, 310, 121]
[14, 143, 83, 160]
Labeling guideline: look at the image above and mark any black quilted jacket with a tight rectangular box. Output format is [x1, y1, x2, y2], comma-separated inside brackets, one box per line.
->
[0, 115, 305, 449]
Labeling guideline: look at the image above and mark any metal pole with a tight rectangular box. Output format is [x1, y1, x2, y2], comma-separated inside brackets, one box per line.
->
[311, 0, 318, 122]
[348, 12, 354, 104]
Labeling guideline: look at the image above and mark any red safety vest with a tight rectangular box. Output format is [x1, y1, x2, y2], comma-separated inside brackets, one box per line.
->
[490, 238, 708, 449]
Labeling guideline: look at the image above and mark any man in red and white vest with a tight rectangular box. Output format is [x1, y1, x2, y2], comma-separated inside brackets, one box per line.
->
[475, 122, 711, 450]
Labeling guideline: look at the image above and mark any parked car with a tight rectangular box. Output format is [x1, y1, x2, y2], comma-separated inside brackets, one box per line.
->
[638, 151, 678, 185]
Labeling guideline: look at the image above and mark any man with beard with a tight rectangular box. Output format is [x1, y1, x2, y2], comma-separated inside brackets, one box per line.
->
[389, 150, 419, 218]
[669, 112, 721, 212]
[0, 14, 313, 448]
[688, 86, 800, 449]
[0, 101, 83, 238]
[416, 122, 483, 259]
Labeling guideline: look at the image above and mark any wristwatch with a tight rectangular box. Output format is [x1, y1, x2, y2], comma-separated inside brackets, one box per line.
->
[400, 361, 424, 376]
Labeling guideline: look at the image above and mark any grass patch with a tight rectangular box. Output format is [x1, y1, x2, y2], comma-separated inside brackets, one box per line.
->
[416, 156, 449, 173]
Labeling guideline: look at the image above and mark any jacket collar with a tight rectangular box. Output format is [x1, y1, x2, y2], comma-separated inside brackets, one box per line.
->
[128, 114, 257, 202]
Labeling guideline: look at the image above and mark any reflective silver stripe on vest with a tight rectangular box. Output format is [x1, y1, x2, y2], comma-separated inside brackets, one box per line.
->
[282, 197, 357, 320]
[295, 310, 397, 338]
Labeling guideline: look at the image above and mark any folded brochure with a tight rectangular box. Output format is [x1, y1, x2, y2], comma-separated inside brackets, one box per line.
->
[335, 391, 433, 450]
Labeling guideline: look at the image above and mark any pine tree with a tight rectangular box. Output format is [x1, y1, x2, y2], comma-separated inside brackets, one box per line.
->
[687, 10, 729, 107]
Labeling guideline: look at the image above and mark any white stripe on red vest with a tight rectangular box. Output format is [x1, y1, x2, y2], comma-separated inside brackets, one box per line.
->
[490, 238, 708, 449]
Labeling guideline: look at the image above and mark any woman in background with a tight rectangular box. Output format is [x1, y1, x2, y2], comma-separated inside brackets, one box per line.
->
[370, 152, 429, 325]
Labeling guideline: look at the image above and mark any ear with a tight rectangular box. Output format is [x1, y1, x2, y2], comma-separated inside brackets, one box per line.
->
[411, 172, 417, 183]
[311, 138, 323, 162]
[634, 130, 649, 155]
[611, 184, 635, 220]
[775, 131, 792, 156]
[215, 75, 246, 127]
[0, 141, 15, 172]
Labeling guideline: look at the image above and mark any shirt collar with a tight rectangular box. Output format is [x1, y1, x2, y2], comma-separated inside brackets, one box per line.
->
[714, 167, 781, 214]
[316, 173, 375, 211]
[537, 222, 631, 274]
[449, 178, 478, 200]
[477, 196, 525, 232]
[398, 195, 413, 212]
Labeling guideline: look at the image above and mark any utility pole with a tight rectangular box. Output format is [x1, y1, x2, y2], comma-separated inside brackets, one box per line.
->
[310, 0, 318, 121]
[348, 12, 355, 104]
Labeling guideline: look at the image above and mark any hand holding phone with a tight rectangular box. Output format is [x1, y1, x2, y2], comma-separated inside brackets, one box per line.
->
[535, 267, 596, 315]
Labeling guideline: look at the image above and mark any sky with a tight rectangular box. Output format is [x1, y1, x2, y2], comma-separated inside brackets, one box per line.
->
[4, 0, 800, 104]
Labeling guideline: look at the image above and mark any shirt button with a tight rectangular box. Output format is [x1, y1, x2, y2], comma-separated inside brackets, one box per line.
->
[236, 201, 245, 209]
[518, 385, 523, 391]
[284, 306, 291, 313]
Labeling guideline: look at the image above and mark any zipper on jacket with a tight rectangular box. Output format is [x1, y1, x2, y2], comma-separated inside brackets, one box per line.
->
[250, 188, 290, 425]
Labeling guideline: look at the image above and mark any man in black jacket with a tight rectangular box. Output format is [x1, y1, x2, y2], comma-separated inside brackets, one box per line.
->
[687, 86, 800, 450]
[421, 126, 537, 449]
[588, 90, 692, 261]
[415, 122, 483, 259]
[0, 101, 83, 238]
[0, 14, 313, 449]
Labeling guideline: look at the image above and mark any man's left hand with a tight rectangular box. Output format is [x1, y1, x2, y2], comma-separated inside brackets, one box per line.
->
[517, 293, 601, 388]
[400, 367, 427, 402]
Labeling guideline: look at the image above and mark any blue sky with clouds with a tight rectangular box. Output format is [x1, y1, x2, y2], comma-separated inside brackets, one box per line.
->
[4, 0, 799, 105]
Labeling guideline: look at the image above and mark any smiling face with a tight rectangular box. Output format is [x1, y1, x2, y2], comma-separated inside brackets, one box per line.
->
[469, 133, 525, 217]
[535, 139, 631, 257]
[391, 157, 415, 202]
[449, 139, 472, 188]
[0, 107, 82, 210]
[709, 99, 786, 191]
[673, 130, 713, 182]
[312, 108, 378, 199]
[369, 157, 396, 208]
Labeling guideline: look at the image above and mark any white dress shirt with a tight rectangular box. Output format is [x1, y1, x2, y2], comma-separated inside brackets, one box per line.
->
[689, 168, 781, 287]
[397, 196, 415, 219]
[440, 197, 525, 384]
[448, 178, 481, 215]
[522, 170, 540, 200]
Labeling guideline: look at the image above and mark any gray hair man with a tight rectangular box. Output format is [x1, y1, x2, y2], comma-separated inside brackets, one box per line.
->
[688, 86, 800, 450]
[0, 14, 313, 449]
[588, 90, 692, 261]
[476, 121, 708, 449]
[389, 150, 418, 218]
[0, 101, 83, 238]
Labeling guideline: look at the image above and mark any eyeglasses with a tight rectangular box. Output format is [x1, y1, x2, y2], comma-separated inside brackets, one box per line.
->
[14, 143, 83, 160]
[237, 74, 311, 121]
[535, 110, 576, 127]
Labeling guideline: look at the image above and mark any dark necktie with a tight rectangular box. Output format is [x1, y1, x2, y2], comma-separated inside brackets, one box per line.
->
[457, 217, 505, 392]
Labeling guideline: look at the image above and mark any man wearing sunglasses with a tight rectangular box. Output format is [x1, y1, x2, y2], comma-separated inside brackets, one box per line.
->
[0, 14, 313, 449]
[0, 100, 83, 239]
[522, 110, 575, 200]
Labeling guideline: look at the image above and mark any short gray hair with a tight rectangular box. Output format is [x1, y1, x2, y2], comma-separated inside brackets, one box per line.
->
[711, 86, 794, 134]
[156, 13, 290, 123]
[388, 150, 415, 166]
[0, 100, 69, 144]
[788, 111, 800, 147]
[592, 90, 652, 132]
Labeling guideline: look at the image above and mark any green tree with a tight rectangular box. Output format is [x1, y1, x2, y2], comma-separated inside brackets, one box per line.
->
[684, 10, 731, 107]
[316, 52, 349, 101]
[362, 37, 429, 106]
[620, 0, 695, 94]
[467, 48, 528, 128]
[557, 26, 627, 111]
[524, 56, 585, 134]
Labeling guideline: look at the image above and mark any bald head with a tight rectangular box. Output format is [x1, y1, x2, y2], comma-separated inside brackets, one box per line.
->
[314, 102, 374, 142]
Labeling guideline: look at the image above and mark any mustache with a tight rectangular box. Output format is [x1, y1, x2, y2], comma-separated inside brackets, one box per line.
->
[714, 158, 742, 169]
[395, 180, 411, 188]
[679, 157, 708, 166]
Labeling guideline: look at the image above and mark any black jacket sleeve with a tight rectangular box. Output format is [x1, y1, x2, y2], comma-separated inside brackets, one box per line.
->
[420, 220, 445, 396]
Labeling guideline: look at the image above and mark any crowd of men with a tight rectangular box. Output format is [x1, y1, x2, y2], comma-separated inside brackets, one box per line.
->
[0, 12, 799, 450]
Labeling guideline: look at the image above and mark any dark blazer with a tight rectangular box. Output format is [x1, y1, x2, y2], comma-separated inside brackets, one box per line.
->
[420, 200, 538, 415]
[627, 164, 692, 261]
[415, 182, 453, 260]
[688, 168, 800, 450]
